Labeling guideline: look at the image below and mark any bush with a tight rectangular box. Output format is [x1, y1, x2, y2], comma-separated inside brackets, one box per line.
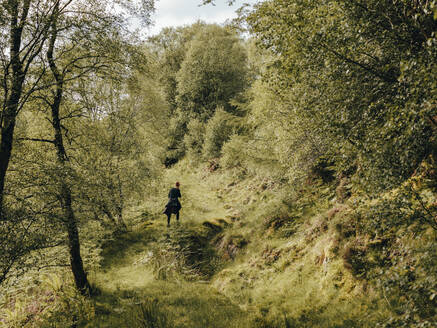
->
[184, 118, 205, 160]
[203, 108, 240, 159]
[221, 135, 248, 169]
[352, 182, 437, 327]
[1, 274, 95, 328]
[164, 109, 188, 166]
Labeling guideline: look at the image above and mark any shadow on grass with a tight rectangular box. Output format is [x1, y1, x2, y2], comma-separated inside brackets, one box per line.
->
[87, 223, 250, 327]
[87, 280, 250, 328]
[99, 226, 159, 269]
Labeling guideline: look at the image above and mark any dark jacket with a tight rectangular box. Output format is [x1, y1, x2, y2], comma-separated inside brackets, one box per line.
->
[164, 188, 181, 214]
[168, 188, 181, 199]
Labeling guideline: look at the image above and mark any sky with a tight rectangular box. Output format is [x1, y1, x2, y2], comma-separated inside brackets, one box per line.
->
[144, 0, 259, 36]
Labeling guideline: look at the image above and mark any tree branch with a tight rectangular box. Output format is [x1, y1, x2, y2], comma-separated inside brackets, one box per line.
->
[17, 137, 55, 144]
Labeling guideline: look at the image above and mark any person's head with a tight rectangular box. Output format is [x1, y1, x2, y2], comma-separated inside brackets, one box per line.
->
[175, 182, 180, 188]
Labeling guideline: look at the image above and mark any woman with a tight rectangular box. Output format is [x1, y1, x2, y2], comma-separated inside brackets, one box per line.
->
[163, 182, 182, 227]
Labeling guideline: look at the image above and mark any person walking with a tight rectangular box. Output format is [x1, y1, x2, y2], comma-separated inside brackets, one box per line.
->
[164, 182, 182, 227]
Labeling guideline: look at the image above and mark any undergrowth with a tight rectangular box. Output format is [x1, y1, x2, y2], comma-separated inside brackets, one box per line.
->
[150, 225, 221, 280]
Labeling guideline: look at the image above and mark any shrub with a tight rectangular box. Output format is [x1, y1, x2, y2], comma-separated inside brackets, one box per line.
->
[1, 274, 95, 328]
[203, 108, 240, 159]
[221, 135, 248, 169]
[164, 109, 188, 166]
[352, 182, 437, 327]
[184, 118, 205, 160]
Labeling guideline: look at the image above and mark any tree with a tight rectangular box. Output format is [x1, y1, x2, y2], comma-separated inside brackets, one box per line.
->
[148, 23, 206, 113]
[176, 24, 248, 121]
[73, 76, 162, 234]
[245, 0, 437, 191]
[155, 24, 248, 165]
[0, 0, 155, 289]
[0, 0, 58, 218]
[147, 23, 248, 165]
[40, 0, 154, 295]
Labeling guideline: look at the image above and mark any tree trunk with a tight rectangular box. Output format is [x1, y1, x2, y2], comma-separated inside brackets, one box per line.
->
[101, 203, 117, 227]
[0, 103, 19, 216]
[115, 174, 127, 231]
[61, 183, 90, 294]
[47, 10, 90, 295]
[0, 1, 28, 217]
[115, 206, 127, 231]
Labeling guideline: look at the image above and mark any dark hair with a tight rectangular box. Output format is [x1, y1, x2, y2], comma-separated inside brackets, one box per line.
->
[175, 182, 180, 187]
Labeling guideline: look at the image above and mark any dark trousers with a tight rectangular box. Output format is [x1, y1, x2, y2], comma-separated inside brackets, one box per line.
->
[166, 211, 179, 226]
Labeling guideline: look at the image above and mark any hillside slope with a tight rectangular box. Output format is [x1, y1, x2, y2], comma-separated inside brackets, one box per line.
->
[2, 160, 435, 328]
[85, 159, 437, 327]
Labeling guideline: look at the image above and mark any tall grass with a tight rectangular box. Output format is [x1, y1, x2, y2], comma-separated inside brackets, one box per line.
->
[5, 158, 425, 327]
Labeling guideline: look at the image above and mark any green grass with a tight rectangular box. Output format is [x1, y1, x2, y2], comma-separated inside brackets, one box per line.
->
[2, 159, 394, 327]
[84, 159, 379, 328]
[88, 280, 249, 328]
[86, 175, 252, 327]
[87, 221, 251, 328]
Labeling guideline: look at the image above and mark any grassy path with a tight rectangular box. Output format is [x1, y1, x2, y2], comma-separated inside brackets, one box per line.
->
[87, 167, 247, 327]
[163, 165, 231, 224]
